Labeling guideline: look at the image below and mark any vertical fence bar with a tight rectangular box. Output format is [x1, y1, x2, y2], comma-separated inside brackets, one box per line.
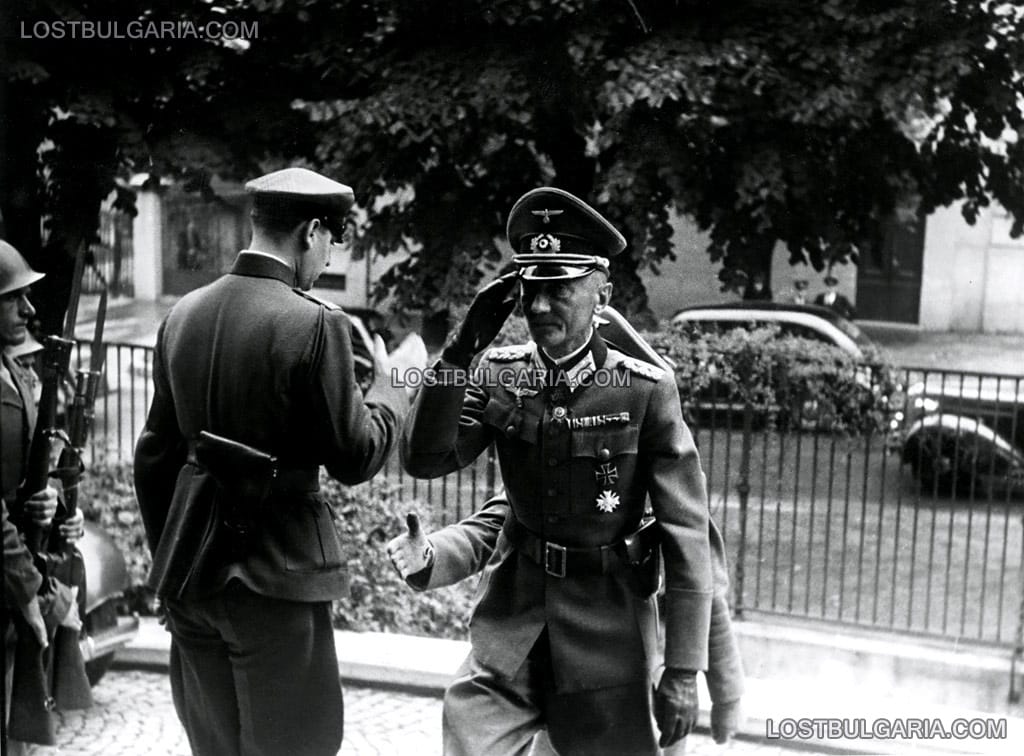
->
[997, 377, 1022, 644]
[754, 419, 770, 607]
[855, 434, 872, 622]
[820, 441, 837, 619]
[732, 404, 753, 618]
[837, 448, 853, 621]
[771, 427, 786, 611]
[940, 373, 967, 634]
[787, 420, 803, 613]
[856, 430, 872, 618]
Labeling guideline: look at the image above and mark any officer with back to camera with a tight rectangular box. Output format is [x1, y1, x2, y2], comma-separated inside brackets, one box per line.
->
[134, 167, 407, 756]
[394, 187, 714, 755]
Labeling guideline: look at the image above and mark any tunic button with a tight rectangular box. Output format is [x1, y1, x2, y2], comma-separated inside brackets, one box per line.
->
[506, 424, 517, 434]
[598, 447, 611, 460]
[546, 488, 557, 497]
[547, 515, 559, 523]
[553, 406, 566, 419]
[547, 457, 558, 467]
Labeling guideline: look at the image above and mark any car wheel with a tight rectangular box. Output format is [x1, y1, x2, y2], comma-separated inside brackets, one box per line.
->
[85, 652, 115, 687]
[910, 433, 977, 495]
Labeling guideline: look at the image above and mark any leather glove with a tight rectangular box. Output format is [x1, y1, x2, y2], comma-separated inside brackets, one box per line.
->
[710, 698, 742, 744]
[386, 513, 434, 580]
[442, 273, 518, 368]
[654, 667, 699, 748]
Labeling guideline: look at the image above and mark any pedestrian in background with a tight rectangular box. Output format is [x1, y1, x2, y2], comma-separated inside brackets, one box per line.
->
[814, 274, 856, 320]
[134, 168, 407, 756]
[791, 278, 809, 305]
[396, 187, 714, 755]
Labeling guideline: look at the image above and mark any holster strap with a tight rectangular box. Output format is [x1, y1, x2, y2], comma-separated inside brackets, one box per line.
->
[502, 517, 638, 578]
[185, 446, 320, 494]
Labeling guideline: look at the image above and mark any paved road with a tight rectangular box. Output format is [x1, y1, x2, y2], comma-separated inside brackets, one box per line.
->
[24, 670, 802, 756]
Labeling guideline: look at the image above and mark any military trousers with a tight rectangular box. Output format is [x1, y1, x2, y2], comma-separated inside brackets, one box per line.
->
[164, 581, 343, 756]
[443, 630, 660, 756]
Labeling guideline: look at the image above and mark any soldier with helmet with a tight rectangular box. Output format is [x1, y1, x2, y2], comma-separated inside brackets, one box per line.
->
[390, 187, 716, 754]
[1, 239, 84, 754]
[133, 168, 408, 756]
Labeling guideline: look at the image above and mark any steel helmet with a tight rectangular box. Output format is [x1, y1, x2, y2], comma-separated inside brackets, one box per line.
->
[0, 239, 45, 296]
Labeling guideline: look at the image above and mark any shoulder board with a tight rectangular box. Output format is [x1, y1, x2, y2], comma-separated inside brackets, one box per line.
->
[293, 289, 342, 310]
[485, 344, 533, 362]
[618, 354, 666, 382]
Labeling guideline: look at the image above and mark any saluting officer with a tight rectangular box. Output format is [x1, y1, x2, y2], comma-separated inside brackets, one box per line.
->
[134, 168, 407, 756]
[396, 187, 714, 755]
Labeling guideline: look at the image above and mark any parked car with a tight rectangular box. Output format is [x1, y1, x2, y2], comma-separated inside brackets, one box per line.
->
[77, 520, 140, 684]
[670, 302, 874, 358]
[899, 373, 1024, 496]
[668, 302, 897, 432]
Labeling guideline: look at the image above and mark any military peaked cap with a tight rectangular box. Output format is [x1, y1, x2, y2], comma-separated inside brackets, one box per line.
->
[507, 187, 626, 281]
[246, 167, 355, 239]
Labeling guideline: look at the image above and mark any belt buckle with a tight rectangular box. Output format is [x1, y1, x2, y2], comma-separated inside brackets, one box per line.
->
[544, 542, 567, 578]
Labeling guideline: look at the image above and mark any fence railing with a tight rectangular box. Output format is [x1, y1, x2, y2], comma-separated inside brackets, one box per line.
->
[77, 343, 1023, 656]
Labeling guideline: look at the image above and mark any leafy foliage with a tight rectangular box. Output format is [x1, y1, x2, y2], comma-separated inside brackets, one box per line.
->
[302, 0, 1024, 308]
[646, 322, 901, 436]
[5, 1, 1024, 325]
[78, 459, 476, 639]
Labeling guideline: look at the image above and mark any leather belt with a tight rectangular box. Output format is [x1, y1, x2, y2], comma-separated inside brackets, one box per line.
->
[502, 518, 626, 578]
[185, 448, 320, 494]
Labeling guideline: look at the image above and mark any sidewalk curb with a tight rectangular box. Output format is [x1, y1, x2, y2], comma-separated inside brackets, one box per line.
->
[114, 617, 1024, 755]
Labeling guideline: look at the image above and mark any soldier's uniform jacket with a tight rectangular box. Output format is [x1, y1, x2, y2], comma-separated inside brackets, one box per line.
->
[1, 352, 37, 507]
[134, 252, 406, 602]
[403, 332, 713, 693]
[415, 494, 745, 705]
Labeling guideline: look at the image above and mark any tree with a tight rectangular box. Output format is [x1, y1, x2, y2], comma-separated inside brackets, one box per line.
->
[302, 0, 1024, 318]
[4, 1, 1023, 328]
[1, 0, 337, 330]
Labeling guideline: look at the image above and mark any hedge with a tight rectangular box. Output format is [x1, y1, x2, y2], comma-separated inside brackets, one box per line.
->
[79, 461, 477, 640]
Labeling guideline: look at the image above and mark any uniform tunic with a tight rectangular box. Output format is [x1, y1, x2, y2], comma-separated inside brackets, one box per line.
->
[403, 332, 713, 753]
[134, 251, 406, 756]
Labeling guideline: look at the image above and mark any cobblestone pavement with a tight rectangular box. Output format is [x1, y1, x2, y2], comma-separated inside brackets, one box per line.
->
[24, 671, 804, 756]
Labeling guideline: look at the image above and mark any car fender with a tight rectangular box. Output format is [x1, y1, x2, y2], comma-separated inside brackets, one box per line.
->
[901, 413, 1024, 468]
[79, 521, 131, 613]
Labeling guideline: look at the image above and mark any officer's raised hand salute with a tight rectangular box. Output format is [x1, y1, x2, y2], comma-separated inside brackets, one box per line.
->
[441, 272, 518, 368]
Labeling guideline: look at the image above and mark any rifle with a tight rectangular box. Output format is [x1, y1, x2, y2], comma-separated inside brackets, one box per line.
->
[47, 275, 107, 710]
[9, 246, 98, 743]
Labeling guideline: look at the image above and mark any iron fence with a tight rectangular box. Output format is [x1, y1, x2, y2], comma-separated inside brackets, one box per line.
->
[78, 343, 1023, 657]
